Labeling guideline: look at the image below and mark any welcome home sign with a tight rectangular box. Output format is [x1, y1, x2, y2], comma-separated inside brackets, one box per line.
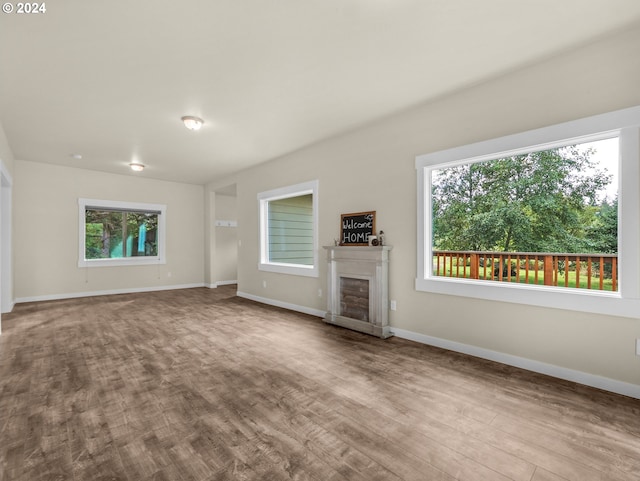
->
[340, 211, 376, 246]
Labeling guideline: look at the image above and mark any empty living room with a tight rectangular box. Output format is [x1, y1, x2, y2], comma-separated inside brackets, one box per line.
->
[1, 2, 639, 480]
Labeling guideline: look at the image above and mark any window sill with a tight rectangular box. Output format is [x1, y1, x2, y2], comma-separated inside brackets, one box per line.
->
[79, 257, 165, 268]
[259, 262, 319, 278]
[415, 276, 640, 318]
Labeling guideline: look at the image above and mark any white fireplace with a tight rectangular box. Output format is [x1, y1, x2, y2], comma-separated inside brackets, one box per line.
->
[323, 246, 392, 338]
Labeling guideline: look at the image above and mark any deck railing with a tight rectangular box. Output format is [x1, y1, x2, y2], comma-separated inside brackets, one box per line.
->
[433, 250, 618, 291]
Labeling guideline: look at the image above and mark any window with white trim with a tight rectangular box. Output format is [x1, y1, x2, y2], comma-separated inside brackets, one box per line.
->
[258, 180, 319, 277]
[78, 198, 166, 267]
[415, 107, 640, 318]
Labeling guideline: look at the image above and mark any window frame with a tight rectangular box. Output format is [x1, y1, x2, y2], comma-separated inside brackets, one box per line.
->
[78, 198, 167, 268]
[415, 106, 640, 318]
[258, 180, 319, 277]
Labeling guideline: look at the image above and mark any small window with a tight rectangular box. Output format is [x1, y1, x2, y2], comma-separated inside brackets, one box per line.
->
[79, 198, 166, 267]
[258, 180, 319, 277]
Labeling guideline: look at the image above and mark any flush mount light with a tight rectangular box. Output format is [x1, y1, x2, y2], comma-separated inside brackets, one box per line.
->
[70, 153, 83, 160]
[181, 115, 204, 131]
[129, 163, 145, 172]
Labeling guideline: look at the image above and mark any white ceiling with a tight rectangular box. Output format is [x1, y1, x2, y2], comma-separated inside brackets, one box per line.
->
[2, 1, 640, 185]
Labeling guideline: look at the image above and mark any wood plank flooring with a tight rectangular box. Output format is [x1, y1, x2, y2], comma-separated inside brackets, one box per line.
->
[0, 286, 639, 481]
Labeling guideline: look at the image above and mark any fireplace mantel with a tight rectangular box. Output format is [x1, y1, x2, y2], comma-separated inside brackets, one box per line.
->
[323, 246, 392, 339]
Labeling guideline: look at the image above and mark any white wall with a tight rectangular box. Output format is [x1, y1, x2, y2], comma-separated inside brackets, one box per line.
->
[14, 160, 205, 300]
[208, 25, 640, 391]
[1, 168, 12, 316]
[204, 188, 214, 287]
[214, 193, 238, 284]
[0, 123, 15, 176]
[0, 123, 14, 332]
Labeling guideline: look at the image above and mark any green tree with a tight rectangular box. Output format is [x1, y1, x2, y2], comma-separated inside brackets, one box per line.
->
[85, 210, 158, 259]
[432, 146, 612, 253]
[587, 197, 617, 254]
[85, 210, 122, 259]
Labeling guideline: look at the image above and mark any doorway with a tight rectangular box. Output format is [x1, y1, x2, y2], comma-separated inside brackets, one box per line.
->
[0, 164, 13, 333]
[214, 185, 238, 286]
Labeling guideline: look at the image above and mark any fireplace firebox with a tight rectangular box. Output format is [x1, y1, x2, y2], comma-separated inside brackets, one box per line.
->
[323, 245, 392, 338]
[340, 277, 370, 321]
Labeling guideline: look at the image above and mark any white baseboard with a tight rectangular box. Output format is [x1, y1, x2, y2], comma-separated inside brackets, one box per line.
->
[15, 283, 206, 304]
[391, 327, 640, 400]
[206, 280, 238, 289]
[236, 291, 326, 318]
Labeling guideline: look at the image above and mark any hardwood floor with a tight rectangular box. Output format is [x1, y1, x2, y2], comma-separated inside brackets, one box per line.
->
[0, 286, 638, 481]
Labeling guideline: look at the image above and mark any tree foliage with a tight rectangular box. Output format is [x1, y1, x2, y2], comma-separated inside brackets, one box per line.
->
[585, 197, 618, 254]
[432, 146, 614, 253]
[85, 210, 158, 259]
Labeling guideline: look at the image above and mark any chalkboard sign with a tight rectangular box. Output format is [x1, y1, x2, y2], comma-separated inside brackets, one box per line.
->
[340, 211, 376, 246]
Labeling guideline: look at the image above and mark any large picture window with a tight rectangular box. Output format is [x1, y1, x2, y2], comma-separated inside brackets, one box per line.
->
[258, 180, 319, 277]
[416, 107, 640, 317]
[431, 137, 618, 291]
[79, 198, 166, 267]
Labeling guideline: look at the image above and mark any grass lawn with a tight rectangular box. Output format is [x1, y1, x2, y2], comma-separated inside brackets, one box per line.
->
[434, 260, 616, 291]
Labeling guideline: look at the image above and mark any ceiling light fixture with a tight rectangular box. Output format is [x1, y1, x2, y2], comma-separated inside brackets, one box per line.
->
[129, 162, 145, 172]
[181, 115, 204, 131]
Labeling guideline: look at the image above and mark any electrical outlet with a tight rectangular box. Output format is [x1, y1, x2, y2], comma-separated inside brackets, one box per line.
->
[390, 300, 397, 311]
[262, 280, 267, 288]
[318, 288, 322, 297]
[636, 338, 640, 356]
